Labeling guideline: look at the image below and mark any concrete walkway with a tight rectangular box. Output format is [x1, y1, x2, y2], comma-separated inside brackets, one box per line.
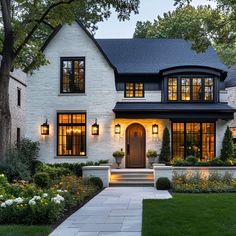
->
[50, 187, 172, 236]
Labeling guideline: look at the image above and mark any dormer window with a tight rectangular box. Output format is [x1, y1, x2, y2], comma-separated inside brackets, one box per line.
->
[61, 57, 85, 93]
[125, 82, 144, 98]
[167, 76, 214, 102]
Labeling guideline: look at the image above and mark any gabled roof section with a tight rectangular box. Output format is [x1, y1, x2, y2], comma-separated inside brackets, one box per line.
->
[225, 64, 236, 88]
[96, 38, 228, 74]
[41, 20, 116, 71]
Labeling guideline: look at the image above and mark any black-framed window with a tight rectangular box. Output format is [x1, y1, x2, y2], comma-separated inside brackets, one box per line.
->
[167, 76, 215, 102]
[125, 82, 144, 98]
[17, 128, 21, 145]
[57, 113, 86, 156]
[168, 78, 177, 101]
[61, 58, 85, 93]
[172, 122, 215, 160]
[17, 88, 21, 107]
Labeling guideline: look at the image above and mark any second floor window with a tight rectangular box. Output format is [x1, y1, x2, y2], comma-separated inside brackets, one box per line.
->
[17, 88, 21, 106]
[167, 76, 214, 102]
[61, 58, 85, 93]
[125, 82, 144, 98]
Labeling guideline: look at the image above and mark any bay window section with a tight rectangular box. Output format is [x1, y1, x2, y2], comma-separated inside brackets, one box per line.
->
[167, 76, 215, 102]
[172, 122, 215, 160]
[57, 113, 86, 156]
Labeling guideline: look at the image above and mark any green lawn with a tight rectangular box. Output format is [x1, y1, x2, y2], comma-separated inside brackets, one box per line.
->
[0, 225, 51, 236]
[142, 193, 236, 236]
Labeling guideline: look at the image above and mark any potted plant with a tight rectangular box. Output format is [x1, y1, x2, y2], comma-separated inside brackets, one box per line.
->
[113, 149, 125, 168]
[147, 149, 158, 168]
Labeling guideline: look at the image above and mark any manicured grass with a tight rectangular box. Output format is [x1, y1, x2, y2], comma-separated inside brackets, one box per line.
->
[0, 225, 51, 236]
[142, 194, 236, 236]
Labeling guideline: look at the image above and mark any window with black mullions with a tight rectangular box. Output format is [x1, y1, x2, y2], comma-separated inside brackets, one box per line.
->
[125, 82, 144, 97]
[61, 58, 85, 93]
[57, 113, 86, 156]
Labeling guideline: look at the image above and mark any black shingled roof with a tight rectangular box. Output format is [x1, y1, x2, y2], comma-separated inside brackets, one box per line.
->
[225, 64, 236, 88]
[97, 38, 227, 74]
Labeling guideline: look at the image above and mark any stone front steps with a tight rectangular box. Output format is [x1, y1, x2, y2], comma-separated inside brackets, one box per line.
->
[110, 169, 154, 186]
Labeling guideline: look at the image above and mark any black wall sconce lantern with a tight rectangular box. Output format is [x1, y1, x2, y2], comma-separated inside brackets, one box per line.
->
[41, 119, 49, 135]
[115, 124, 121, 134]
[92, 119, 99, 135]
[152, 124, 159, 134]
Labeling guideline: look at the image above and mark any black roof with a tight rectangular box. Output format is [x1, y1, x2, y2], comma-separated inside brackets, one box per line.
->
[225, 64, 236, 88]
[113, 102, 235, 120]
[97, 38, 227, 74]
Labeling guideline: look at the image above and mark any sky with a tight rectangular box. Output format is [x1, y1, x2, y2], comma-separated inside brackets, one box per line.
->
[95, 0, 216, 38]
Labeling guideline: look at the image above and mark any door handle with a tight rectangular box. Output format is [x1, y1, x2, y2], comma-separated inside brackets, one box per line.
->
[127, 144, 130, 155]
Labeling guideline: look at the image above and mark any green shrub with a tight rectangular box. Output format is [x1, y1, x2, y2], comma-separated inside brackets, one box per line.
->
[0, 139, 41, 181]
[33, 172, 50, 189]
[36, 164, 71, 180]
[88, 177, 103, 189]
[156, 177, 171, 190]
[221, 126, 233, 161]
[146, 149, 158, 158]
[112, 150, 125, 158]
[209, 158, 224, 166]
[186, 156, 199, 164]
[159, 127, 171, 163]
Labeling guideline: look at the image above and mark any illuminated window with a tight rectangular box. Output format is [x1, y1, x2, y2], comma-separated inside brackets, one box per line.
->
[192, 78, 202, 100]
[168, 78, 177, 101]
[125, 82, 144, 98]
[167, 76, 214, 102]
[61, 58, 85, 93]
[57, 113, 86, 156]
[172, 122, 215, 160]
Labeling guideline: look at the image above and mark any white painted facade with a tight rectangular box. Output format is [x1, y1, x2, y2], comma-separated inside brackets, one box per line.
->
[9, 69, 27, 144]
[26, 22, 234, 166]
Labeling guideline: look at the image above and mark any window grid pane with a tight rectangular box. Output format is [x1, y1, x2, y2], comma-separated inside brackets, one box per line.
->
[134, 83, 144, 97]
[58, 114, 86, 156]
[192, 78, 202, 100]
[62, 58, 85, 93]
[205, 78, 214, 101]
[125, 83, 134, 97]
[168, 78, 177, 100]
[202, 123, 215, 160]
[181, 78, 191, 101]
[173, 123, 185, 159]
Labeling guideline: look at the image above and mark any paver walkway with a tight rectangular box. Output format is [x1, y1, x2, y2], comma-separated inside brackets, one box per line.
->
[50, 187, 172, 236]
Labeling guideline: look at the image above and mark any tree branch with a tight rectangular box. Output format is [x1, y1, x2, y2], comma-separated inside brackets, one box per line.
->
[14, 0, 75, 57]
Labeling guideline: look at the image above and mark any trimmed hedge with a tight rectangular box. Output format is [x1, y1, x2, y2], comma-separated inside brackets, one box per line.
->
[156, 177, 171, 190]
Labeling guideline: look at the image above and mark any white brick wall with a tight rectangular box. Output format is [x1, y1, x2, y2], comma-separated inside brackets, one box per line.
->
[9, 69, 27, 143]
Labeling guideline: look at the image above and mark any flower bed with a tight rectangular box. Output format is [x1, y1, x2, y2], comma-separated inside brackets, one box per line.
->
[172, 171, 236, 193]
[0, 173, 101, 224]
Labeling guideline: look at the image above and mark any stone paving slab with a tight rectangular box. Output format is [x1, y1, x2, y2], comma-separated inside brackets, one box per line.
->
[50, 187, 172, 236]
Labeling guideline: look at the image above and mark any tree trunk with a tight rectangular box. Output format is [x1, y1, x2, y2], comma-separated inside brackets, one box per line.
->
[0, 60, 12, 160]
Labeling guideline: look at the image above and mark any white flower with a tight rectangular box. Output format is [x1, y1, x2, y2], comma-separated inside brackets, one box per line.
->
[42, 193, 48, 198]
[14, 197, 23, 204]
[28, 199, 36, 205]
[5, 200, 13, 206]
[0, 174, 5, 177]
[1, 202, 6, 208]
[0, 195, 3, 198]
[32, 196, 41, 201]
[51, 194, 64, 204]
[57, 189, 68, 193]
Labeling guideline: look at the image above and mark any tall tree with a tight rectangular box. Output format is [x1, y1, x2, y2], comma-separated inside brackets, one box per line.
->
[133, 4, 236, 67]
[0, 0, 140, 160]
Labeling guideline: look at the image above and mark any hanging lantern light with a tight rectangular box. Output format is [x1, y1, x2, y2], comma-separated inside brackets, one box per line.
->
[115, 124, 121, 134]
[92, 119, 99, 135]
[152, 124, 158, 134]
[41, 119, 49, 135]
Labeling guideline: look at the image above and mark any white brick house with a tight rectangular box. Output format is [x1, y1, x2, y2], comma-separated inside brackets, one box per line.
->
[26, 21, 236, 168]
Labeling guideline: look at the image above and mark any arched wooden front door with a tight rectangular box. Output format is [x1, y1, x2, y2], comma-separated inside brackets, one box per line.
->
[126, 123, 146, 168]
